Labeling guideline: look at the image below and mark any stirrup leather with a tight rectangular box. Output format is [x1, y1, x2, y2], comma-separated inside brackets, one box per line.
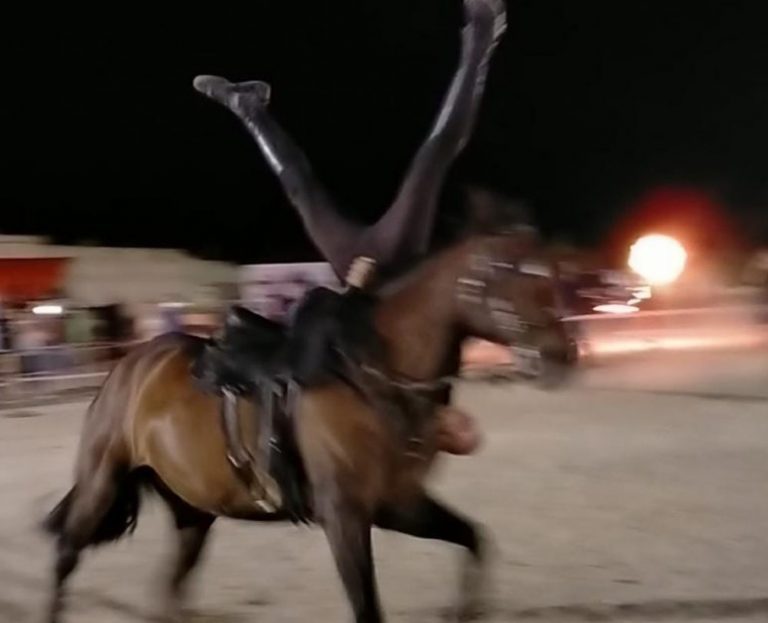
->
[220, 387, 281, 511]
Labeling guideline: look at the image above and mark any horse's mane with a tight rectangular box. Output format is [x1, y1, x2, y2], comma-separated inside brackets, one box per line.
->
[375, 219, 536, 300]
[374, 240, 466, 300]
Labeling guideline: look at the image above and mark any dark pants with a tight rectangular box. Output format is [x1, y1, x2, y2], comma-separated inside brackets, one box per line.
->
[287, 287, 378, 386]
[224, 2, 503, 277]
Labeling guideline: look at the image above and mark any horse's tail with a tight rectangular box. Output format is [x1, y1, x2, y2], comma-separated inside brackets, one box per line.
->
[42, 487, 76, 536]
[42, 471, 143, 546]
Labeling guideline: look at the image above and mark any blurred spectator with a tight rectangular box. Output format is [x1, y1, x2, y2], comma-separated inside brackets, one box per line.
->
[96, 304, 135, 358]
[17, 317, 48, 374]
[0, 305, 10, 351]
[161, 305, 183, 333]
[135, 304, 165, 341]
[64, 307, 96, 344]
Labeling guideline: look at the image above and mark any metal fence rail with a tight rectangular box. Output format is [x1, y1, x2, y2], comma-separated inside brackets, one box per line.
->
[1, 303, 766, 407]
[0, 342, 136, 406]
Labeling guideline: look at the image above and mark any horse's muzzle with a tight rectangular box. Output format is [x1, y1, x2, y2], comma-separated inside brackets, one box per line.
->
[512, 333, 579, 389]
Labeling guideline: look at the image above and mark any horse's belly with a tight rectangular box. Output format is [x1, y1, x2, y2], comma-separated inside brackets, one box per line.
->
[136, 388, 273, 517]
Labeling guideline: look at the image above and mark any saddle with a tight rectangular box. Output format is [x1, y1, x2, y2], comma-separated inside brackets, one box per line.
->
[194, 306, 286, 392]
[193, 284, 440, 521]
[193, 306, 310, 522]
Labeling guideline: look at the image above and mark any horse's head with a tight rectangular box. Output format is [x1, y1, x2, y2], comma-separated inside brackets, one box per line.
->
[454, 228, 578, 387]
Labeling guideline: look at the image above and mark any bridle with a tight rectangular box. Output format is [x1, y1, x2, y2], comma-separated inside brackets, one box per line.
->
[456, 245, 558, 335]
[456, 243, 566, 376]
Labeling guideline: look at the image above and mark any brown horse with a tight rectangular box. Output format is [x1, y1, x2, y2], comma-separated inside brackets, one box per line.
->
[43, 231, 575, 623]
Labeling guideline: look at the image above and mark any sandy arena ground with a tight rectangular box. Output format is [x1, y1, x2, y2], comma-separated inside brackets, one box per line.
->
[1, 349, 767, 622]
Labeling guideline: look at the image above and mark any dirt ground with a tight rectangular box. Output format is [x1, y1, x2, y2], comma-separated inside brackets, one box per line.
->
[1, 349, 768, 622]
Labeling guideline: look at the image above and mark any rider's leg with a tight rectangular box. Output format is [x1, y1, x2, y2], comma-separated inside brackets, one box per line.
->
[193, 76, 357, 278]
[193, 0, 506, 277]
[366, 0, 507, 265]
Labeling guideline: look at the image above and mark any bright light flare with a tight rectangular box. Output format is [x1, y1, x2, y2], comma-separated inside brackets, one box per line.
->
[593, 303, 639, 314]
[628, 234, 687, 285]
[32, 304, 63, 316]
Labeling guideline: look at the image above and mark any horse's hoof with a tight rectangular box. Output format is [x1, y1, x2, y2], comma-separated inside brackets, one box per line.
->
[456, 531, 495, 621]
[159, 602, 192, 623]
[455, 604, 485, 622]
[158, 596, 183, 623]
[455, 581, 488, 621]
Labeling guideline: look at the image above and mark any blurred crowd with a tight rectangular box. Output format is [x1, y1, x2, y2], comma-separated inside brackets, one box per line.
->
[0, 301, 223, 376]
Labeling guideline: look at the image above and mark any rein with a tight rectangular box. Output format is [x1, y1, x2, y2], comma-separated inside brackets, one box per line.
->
[351, 243, 559, 391]
[337, 350, 452, 462]
[336, 348, 454, 396]
[359, 362, 455, 394]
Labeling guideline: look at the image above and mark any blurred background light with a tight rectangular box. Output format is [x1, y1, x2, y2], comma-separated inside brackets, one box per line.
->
[628, 234, 687, 285]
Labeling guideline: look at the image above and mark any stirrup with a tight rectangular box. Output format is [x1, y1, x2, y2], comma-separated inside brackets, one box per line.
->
[255, 499, 278, 513]
[220, 388, 283, 512]
[252, 479, 281, 513]
[221, 388, 251, 468]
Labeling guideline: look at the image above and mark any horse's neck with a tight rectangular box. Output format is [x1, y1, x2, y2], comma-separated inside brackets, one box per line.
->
[373, 250, 465, 381]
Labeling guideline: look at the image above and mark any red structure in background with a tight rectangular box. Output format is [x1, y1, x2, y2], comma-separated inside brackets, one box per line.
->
[0, 257, 70, 302]
[607, 186, 743, 267]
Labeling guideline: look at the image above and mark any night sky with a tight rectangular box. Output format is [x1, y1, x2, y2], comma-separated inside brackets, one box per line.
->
[4, 1, 768, 264]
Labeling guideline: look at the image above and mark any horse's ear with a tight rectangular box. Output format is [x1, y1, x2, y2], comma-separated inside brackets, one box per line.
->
[465, 186, 497, 232]
[464, 186, 532, 234]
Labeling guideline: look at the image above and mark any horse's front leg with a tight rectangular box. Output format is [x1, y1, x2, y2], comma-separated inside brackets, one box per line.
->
[319, 496, 382, 623]
[375, 493, 490, 622]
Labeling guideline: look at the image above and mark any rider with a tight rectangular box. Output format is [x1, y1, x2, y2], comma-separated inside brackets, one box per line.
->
[194, 0, 507, 281]
[284, 256, 379, 387]
[286, 255, 480, 456]
[197, 0, 505, 474]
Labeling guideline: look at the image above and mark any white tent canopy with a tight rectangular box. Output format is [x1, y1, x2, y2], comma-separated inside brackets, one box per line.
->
[0, 236, 237, 306]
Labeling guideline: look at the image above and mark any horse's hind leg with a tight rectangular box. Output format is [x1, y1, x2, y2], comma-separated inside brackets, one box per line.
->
[153, 479, 216, 622]
[47, 464, 123, 623]
[375, 493, 489, 622]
